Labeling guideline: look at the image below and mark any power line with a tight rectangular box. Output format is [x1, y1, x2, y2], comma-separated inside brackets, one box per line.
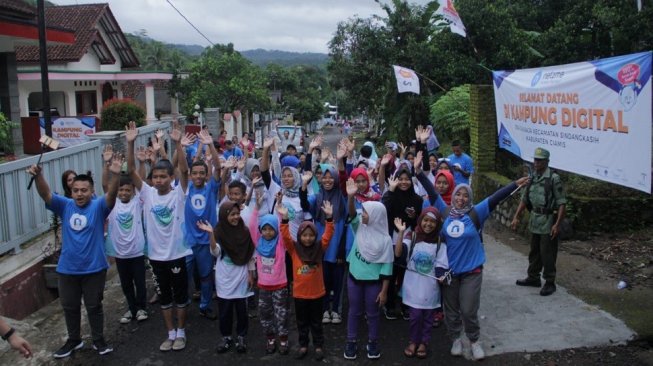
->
[165, 0, 215, 46]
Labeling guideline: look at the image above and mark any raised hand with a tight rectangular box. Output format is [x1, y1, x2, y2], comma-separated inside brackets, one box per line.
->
[155, 129, 165, 141]
[169, 123, 182, 142]
[196, 220, 214, 233]
[151, 136, 161, 152]
[516, 176, 530, 187]
[346, 178, 358, 196]
[415, 125, 424, 141]
[301, 171, 313, 185]
[380, 153, 392, 166]
[398, 142, 406, 155]
[255, 189, 264, 210]
[276, 196, 288, 219]
[102, 144, 114, 162]
[135, 146, 147, 162]
[180, 133, 196, 147]
[145, 146, 155, 162]
[263, 137, 274, 149]
[223, 157, 236, 170]
[414, 150, 423, 173]
[199, 129, 213, 145]
[26, 164, 42, 177]
[109, 152, 124, 174]
[321, 200, 333, 218]
[394, 217, 406, 232]
[309, 136, 322, 151]
[387, 175, 399, 191]
[236, 157, 246, 171]
[336, 141, 347, 159]
[125, 121, 138, 142]
[419, 125, 431, 142]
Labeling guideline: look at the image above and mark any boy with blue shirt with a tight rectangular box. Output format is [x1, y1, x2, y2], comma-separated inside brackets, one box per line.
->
[28, 153, 123, 358]
[447, 140, 474, 186]
[183, 129, 222, 320]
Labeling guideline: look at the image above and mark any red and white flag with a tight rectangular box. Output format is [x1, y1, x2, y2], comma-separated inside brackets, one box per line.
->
[392, 65, 420, 94]
[436, 0, 467, 37]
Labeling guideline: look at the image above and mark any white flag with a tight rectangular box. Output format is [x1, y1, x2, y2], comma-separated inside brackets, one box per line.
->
[393, 65, 420, 94]
[436, 0, 467, 37]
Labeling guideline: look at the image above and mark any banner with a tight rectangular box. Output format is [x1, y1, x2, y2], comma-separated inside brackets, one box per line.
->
[493, 51, 652, 194]
[393, 65, 420, 94]
[40, 116, 96, 148]
[435, 0, 466, 37]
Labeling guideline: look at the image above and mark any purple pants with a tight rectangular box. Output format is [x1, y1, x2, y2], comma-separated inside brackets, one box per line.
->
[408, 307, 435, 344]
[346, 275, 381, 342]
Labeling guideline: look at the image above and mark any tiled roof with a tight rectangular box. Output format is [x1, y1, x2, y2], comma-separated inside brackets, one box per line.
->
[0, 0, 36, 19]
[15, 4, 138, 67]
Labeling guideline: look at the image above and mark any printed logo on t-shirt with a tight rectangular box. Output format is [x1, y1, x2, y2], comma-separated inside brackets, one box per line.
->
[297, 263, 317, 275]
[151, 205, 174, 226]
[411, 251, 434, 275]
[116, 212, 134, 230]
[69, 213, 88, 231]
[190, 194, 206, 211]
[261, 256, 275, 274]
[283, 202, 296, 221]
[446, 219, 465, 238]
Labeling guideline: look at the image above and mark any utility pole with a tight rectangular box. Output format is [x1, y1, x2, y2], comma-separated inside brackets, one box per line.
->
[37, 0, 52, 137]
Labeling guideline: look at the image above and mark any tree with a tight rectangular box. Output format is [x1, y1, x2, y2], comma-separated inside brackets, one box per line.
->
[429, 85, 470, 143]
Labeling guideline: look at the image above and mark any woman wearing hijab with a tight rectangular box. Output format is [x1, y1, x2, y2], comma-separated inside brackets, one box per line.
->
[380, 165, 423, 320]
[300, 164, 347, 325]
[342, 179, 393, 360]
[414, 154, 529, 361]
[198, 201, 255, 354]
[278, 199, 334, 360]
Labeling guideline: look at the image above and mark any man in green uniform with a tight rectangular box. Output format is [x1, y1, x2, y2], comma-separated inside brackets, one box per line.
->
[511, 147, 566, 296]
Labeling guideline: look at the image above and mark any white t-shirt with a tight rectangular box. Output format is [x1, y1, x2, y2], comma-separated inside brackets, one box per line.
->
[141, 183, 192, 261]
[401, 239, 448, 309]
[211, 245, 255, 299]
[106, 191, 145, 259]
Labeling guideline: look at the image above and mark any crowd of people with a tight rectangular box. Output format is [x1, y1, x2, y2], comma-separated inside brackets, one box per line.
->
[23, 120, 544, 362]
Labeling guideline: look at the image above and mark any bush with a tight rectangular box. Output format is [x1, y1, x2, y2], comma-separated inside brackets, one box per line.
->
[101, 98, 145, 131]
[0, 112, 19, 154]
[429, 84, 471, 143]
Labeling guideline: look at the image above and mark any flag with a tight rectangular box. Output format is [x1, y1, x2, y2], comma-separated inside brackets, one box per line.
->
[435, 0, 467, 37]
[392, 65, 420, 94]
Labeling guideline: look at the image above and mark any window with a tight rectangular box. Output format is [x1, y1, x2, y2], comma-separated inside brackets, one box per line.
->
[76, 91, 97, 115]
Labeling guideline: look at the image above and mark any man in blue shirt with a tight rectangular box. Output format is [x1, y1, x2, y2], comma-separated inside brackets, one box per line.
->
[447, 140, 474, 186]
[28, 154, 122, 359]
[223, 139, 244, 160]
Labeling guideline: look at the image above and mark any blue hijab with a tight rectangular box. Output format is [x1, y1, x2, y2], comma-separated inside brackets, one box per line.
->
[256, 214, 279, 258]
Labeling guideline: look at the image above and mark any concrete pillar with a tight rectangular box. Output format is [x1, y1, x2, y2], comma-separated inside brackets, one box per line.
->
[18, 87, 29, 118]
[144, 82, 156, 123]
[65, 90, 76, 116]
[170, 95, 179, 115]
[117, 84, 124, 99]
[95, 83, 102, 115]
[469, 84, 497, 174]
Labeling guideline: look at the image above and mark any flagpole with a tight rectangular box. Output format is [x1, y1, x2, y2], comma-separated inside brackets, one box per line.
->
[412, 70, 448, 93]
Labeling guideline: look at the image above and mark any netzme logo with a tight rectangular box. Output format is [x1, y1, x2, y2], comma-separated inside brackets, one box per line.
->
[531, 70, 542, 87]
[531, 70, 565, 87]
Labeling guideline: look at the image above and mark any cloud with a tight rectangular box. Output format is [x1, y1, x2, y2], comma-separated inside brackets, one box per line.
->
[53, 0, 430, 52]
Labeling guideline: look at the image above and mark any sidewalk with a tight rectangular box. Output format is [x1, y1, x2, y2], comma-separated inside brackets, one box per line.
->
[0, 232, 636, 365]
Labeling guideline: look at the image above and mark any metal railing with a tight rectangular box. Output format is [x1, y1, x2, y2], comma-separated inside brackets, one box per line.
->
[0, 140, 103, 255]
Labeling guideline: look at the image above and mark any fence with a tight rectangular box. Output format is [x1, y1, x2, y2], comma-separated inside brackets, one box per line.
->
[0, 121, 172, 256]
[0, 140, 103, 255]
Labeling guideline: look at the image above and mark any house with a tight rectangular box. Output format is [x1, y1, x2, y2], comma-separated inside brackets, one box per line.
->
[14, 3, 179, 145]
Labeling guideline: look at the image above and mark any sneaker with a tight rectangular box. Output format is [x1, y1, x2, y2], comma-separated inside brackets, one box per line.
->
[266, 338, 276, 354]
[322, 310, 332, 324]
[136, 309, 148, 322]
[199, 307, 218, 320]
[216, 337, 233, 353]
[53, 339, 84, 358]
[172, 337, 186, 351]
[160, 338, 174, 352]
[540, 282, 557, 296]
[366, 341, 381, 359]
[433, 311, 444, 328]
[92, 339, 114, 355]
[192, 290, 201, 301]
[450, 338, 463, 357]
[343, 341, 358, 360]
[401, 309, 410, 321]
[471, 341, 485, 360]
[235, 336, 247, 353]
[516, 277, 541, 287]
[279, 340, 290, 355]
[384, 308, 398, 320]
[120, 310, 132, 324]
[314, 347, 325, 361]
[331, 312, 342, 324]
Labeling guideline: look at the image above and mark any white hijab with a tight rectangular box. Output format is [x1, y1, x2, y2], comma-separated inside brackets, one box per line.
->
[356, 201, 394, 264]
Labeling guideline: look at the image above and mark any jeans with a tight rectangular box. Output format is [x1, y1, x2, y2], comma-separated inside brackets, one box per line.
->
[186, 244, 214, 310]
[346, 275, 381, 342]
[58, 269, 107, 342]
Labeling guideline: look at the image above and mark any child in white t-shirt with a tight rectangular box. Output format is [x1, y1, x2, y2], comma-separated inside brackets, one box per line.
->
[105, 175, 148, 325]
[394, 207, 448, 359]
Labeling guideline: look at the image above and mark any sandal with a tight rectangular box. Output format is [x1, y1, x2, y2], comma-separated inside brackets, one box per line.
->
[266, 338, 276, 354]
[279, 340, 289, 355]
[416, 344, 427, 359]
[404, 343, 416, 358]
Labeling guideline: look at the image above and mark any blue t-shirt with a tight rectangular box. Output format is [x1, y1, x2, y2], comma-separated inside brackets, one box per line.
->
[433, 196, 489, 275]
[46, 194, 110, 275]
[447, 152, 474, 186]
[223, 147, 244, 160]
[308, 194, 346, 263]
[184, 177, 220, 245]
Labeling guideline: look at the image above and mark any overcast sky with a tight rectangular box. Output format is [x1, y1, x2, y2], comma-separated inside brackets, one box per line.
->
[53, 0, 431, 53]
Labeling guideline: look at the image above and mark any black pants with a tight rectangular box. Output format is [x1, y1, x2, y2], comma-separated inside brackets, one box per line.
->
[150, 257, 189, 309]
[294, 297, 324, 347]
[218, 297, 248, 338]
[58, 269, 107, 342]
[527, 233, 558, 283]
[386, 263, 407, 313]
[116, 256, 147, 315]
